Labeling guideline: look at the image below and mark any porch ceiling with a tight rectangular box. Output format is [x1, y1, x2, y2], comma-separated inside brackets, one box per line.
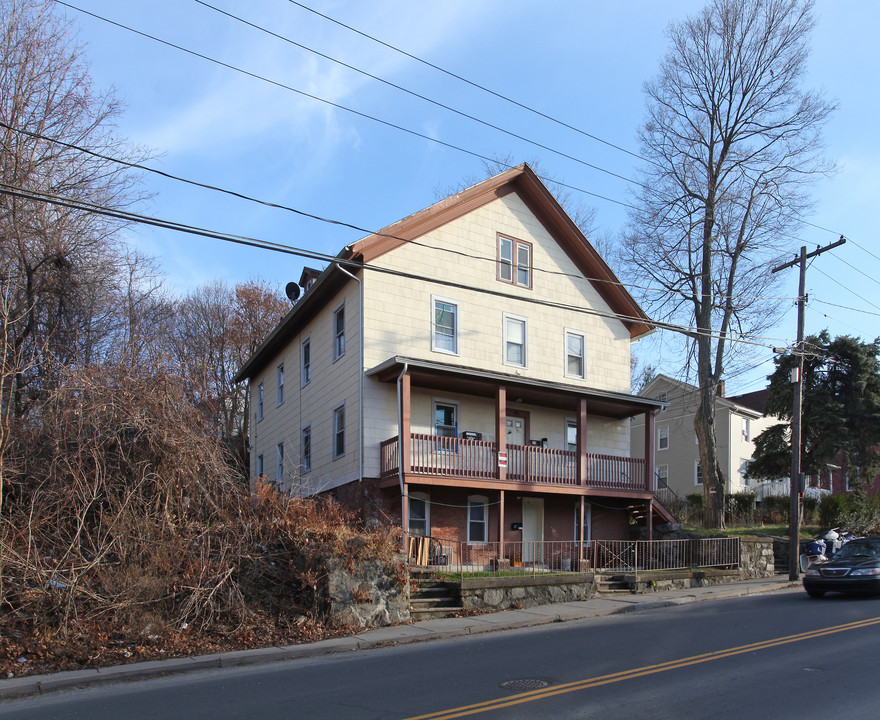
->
[367, 356, 663, 419]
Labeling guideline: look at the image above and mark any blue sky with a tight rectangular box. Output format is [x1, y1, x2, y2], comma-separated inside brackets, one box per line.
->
[55, 0, 880, 394]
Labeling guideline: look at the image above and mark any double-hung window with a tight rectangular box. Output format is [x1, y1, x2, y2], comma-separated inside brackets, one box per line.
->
[333, 305, 345, 361]
[301, 338, 311, 386]
[565, 329, 585, 379]
[276, 442, 284, 484]
[566, 419, 578, 452]
[276, 363, 284, 405]
[695, 461, 703, 486]
[301, 426, 311, 472]
[333, 404, 345, 459]
[432, 297, 458, 354]
[497, 236, 532, 289]
[434, 401, 457, 439]
[657, 426, 669, 451]
[409, 493, 430, 537]
[657, 464, 669, 488]
[256, 382, 264, 421]
[503, 314, 527, 367]
[468, 495, 488, 543]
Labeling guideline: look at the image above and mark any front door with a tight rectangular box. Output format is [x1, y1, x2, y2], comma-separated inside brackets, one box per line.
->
[522, 497, 544, 564]
[506, 412, 527, 479]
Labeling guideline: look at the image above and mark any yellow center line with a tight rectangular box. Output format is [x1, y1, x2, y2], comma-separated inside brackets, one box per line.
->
[403, 616, 880, 720]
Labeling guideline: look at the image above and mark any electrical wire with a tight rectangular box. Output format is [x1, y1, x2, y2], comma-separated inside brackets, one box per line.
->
[813, 266, 880, 313]
[0, 181, 793, 351]
[195, 0, 641, 188]
[0, 119, 801, 307]
[54, 0, 634, 211]
[286, 0, 649, 165]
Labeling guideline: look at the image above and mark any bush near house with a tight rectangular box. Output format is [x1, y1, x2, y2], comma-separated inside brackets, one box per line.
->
[0, 364, 400, 678]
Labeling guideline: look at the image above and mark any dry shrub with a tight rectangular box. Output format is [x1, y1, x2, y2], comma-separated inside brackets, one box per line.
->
[0, 361, 399, 661]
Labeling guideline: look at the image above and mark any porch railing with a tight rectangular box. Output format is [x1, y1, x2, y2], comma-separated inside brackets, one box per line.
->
[381, 434, 646, 491]
[409, 537, 741, 580]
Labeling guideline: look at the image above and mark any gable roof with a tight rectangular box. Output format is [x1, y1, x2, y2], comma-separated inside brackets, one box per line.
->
[236, 164, 653, 382]
[343, 163, 652, 340]
[641, 374, 766, 419]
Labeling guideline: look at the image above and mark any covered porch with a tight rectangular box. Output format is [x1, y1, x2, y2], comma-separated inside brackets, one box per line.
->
[368, 356, 672, 547]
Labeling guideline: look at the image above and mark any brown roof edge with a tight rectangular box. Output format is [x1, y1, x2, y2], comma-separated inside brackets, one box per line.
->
[344, 163, 652, 340]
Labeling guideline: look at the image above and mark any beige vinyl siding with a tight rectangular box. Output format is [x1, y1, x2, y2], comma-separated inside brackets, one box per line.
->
[362, 193, 632, 394]
[250, 282, 361, 496]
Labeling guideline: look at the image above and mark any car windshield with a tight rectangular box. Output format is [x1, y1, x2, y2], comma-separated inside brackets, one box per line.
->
[832, 540, 880, 560]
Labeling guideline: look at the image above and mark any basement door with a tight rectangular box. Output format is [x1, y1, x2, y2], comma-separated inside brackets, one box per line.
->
[522, 497, 544, 564]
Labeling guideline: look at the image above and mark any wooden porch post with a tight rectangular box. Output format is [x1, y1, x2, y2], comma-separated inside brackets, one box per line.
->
[402, 482, 410, 554]
[644, 408, 655, 493]
[645, 408, 655, 541]
[496, 386, 507, 482]
[579, 496, 586, 570]
[498, 489, 505, 561]
[401, 372, 411, 475]
[577, 397, 588, 485]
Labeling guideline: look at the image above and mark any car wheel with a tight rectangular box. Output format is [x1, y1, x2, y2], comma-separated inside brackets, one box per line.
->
[806, 588, 825, 598]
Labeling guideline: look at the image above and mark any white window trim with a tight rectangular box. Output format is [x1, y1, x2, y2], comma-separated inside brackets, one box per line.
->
[565, 418, 578, 452]
[657, 392, 667, 413]
[276, 442, 284, 485]
[276, 363, 285, 406]
[467, 494, 489, 543]
[332, 403, 345, 459]
[431, 295, 459, 355]
[301, 425, 311, 473]
[564, 328, 586, 380]
[409, 491, 430, 537]
[301, 337, 311, 387]
[695, 460, 703, 486]
[657, 425, 669, 451]
[332, 303, 345, 362]
[656, 464, 669, 487]
[432, 399, 459, 438]
[503, 313, 528, 368]
[742, 417, 750, 442]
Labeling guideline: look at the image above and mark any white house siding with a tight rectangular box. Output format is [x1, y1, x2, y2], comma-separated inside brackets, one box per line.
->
[359, 193, 634, 475]
[250, 281, 362, 495]
[362, 193, 632, 392]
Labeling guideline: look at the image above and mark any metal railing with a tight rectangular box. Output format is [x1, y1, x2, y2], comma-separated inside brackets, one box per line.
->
[410, 537, 740, 580]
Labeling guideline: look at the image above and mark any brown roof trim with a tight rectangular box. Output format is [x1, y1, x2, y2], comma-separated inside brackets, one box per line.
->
[345, 164, 652, 339]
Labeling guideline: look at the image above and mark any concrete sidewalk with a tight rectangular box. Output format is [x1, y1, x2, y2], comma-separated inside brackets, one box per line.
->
[0, 574, 801, 700]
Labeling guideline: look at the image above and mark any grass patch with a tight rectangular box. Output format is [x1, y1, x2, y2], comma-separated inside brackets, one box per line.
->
[685, 523, 821, 539]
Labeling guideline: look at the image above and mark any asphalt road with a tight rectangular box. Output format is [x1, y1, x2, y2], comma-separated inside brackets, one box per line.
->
[5, 586, 880, 719]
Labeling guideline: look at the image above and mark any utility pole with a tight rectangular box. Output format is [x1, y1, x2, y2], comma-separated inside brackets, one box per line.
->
[772, 236, 846, 581]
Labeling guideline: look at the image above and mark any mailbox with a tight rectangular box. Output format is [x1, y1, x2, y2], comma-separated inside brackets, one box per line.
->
[461, 431, 482, 441]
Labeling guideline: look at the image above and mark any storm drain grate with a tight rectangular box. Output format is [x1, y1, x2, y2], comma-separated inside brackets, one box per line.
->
[499, 678, 552, 691]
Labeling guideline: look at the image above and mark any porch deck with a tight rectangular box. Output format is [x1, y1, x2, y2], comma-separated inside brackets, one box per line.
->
[381, 434, 647, 491]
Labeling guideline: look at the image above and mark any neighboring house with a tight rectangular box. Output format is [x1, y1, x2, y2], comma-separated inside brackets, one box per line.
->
[631, 375, 831, 503]
[235, 164, 672, 560]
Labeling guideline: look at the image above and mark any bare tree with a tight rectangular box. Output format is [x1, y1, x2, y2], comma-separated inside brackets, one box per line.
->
[0, 0, 148, 418]
[622, 0, 834, 525]
[171, 279, 287, 471]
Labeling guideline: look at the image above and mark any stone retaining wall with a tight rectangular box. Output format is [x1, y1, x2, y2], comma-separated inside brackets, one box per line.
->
[459, 574, 594, 612]
[323, 553, 410, 627]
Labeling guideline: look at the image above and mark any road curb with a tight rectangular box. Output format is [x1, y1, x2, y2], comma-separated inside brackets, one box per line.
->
[0, 578, 801, 700]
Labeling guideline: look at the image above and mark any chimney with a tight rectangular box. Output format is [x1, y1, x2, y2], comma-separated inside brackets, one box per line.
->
[716, 380, 726, 398]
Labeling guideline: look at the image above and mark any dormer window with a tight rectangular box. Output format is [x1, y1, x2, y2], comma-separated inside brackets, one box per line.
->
[498, 235, 531, 289]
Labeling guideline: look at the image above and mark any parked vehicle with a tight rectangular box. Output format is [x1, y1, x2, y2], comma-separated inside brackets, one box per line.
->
[803, 537, 880, 598]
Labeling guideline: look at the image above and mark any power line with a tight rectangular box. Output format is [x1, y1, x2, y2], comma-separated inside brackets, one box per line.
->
[813, 266, 880, 313]
[1, 120, 800, 308]
[55, 0, 634, 211]
[0, 181, 791, 351]
[286, 0, 649, 165]
[195, 0, 641, 188]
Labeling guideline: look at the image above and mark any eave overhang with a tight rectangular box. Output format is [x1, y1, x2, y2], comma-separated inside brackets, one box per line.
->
[368, 356, 664, 419]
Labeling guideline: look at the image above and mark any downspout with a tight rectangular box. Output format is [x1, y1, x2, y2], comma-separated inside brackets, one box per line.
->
[334, 264, 363, 486]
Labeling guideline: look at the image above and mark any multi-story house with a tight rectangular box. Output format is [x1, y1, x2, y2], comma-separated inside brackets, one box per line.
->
[236, 165, 672, 563]
[630, 375, 785, 502]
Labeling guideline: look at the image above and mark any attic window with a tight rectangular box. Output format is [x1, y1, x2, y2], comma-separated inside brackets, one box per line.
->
[498, 235, 531, 289]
